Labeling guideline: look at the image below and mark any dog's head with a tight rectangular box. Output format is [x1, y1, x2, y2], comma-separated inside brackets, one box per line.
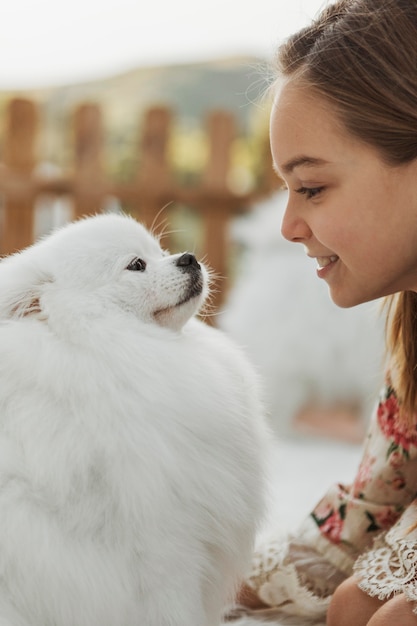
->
[0, 213, 209, 332]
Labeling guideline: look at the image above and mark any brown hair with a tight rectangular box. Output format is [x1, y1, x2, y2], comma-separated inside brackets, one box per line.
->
[275, 0, 417, 423]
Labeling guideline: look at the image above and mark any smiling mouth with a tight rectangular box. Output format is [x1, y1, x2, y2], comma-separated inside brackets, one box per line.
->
[316, 255, 339, 268]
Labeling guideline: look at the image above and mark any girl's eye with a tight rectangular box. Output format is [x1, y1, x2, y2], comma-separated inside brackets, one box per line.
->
[295, 186, 324, 199]
[126, 258, 146, 271]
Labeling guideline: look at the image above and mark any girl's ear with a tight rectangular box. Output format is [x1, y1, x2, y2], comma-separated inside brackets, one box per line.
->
[0, 254, 52, 319]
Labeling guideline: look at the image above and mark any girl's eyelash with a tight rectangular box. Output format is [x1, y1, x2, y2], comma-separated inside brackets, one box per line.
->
[295, 186, 324, 199]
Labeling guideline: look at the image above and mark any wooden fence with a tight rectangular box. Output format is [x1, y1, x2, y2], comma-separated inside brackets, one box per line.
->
[0, 98, 278, 313]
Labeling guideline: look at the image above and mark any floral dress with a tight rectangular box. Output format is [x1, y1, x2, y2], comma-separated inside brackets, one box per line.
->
[243, 380, 417, 619]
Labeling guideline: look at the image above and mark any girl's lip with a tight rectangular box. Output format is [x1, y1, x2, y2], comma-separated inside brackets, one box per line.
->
[316, 256, 339, 278]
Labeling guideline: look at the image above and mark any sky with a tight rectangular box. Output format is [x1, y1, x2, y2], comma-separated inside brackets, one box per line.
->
[2, 0, 330, 89]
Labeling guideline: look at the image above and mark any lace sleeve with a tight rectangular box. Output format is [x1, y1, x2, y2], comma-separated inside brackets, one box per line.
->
[243, 380, 417, 618]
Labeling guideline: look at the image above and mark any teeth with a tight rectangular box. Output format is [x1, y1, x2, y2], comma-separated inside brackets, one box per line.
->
[316, 256, 338, 268]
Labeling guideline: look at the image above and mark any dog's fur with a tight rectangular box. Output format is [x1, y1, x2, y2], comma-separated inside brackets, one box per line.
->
[0, 213, 269, 626]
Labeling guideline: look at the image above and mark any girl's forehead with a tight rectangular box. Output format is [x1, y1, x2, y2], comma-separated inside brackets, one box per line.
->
[269, 81, 362, 176]
[271, 80, 341, 133]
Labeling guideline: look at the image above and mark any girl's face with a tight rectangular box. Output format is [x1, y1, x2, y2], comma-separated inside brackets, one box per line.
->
[270, 81, 417, 307]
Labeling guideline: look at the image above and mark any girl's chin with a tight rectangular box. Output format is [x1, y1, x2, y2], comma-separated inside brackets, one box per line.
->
[328, 288, 371, 309]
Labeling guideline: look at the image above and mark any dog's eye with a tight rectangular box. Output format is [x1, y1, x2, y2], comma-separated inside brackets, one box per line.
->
[126, 258, 146, 271]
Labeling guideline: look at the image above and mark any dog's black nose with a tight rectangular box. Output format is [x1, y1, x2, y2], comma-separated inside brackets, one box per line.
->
[176, 253, 200, 269]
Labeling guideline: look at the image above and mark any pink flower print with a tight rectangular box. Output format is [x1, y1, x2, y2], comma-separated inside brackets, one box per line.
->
[389, 474, 406, 491]
[352, 455, 376, 497]
[319, 510, 344, 544]
[388, 449, 406, 469]
[313, 500, 333, 521]
[374, 507, 401, 530]
[377, 387, 417, 451]
[312, 495, 346, 545]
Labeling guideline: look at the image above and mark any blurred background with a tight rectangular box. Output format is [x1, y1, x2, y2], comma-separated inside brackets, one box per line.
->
[2, 0, 331, 88]
[0, 0, 385, 469]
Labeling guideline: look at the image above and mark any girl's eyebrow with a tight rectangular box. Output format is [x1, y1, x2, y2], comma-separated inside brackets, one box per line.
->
[278, 155, 329, 175]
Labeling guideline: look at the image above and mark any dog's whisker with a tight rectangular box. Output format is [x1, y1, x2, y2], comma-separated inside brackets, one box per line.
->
[199, 252, 209, 263]
[159, 227, 187, 240]
[153, 218, 170, 240]
[149, 202, 174, 238]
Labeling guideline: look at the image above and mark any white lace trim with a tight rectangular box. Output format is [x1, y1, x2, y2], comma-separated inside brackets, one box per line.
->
[354, 534, 417, 614]
[246, 536, 337, 618]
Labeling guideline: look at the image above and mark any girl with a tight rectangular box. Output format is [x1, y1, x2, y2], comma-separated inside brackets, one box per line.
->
[236, 1, 417, 624]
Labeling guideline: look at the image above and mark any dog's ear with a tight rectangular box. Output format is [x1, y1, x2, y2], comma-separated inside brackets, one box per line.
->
[0, 254, 52, 319]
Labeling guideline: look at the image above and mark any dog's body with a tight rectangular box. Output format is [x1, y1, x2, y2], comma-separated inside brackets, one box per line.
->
[0, 213, 268, 626]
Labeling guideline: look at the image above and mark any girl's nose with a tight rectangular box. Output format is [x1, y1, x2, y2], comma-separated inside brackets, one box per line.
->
[280, 199, 312, 243]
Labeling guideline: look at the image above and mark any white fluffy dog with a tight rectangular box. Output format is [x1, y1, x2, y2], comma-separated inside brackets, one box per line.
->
[0, 212, 269, 626]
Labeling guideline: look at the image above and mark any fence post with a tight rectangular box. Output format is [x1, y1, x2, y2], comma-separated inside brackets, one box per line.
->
[73, 103, 106, 218]
[201, 109, 236, 312]
[1, 98, 38, 254]
[133, 106, 173, 232]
